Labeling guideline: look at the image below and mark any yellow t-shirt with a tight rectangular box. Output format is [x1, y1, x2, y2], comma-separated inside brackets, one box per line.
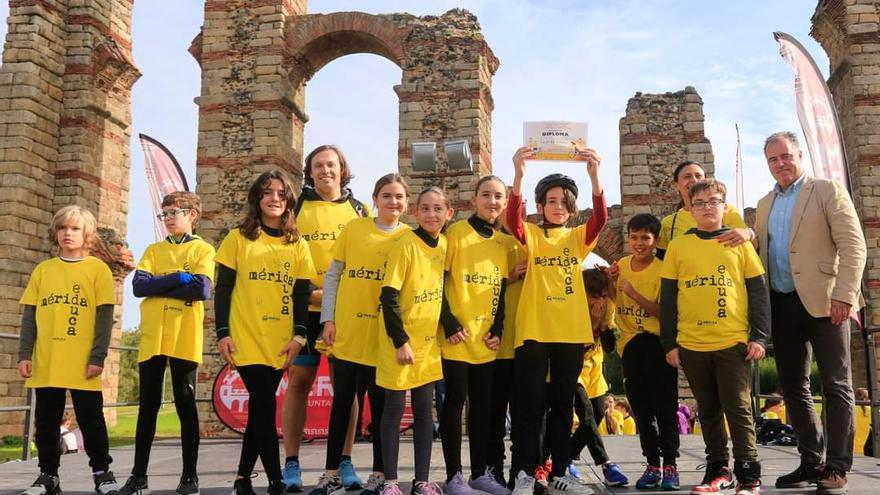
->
[660, 231, 765, 352]
[578, 345, 609, 399]
[377, 230, 446, 391]
[442, 220, 513, 364]
[622, 415, 637, 435]
[296, 198, 370, 311]
[855, 405, 871, 455]
[615, 255, 662, 356]
[215, 229, 316, 368]
[136, 238, 216, 364]
[329, 218, 410, 366]
[497, 241, 527, 360]
[20, 257, 116, 391]
[658, 204, 746, 250]
[515, 223, 595, 347]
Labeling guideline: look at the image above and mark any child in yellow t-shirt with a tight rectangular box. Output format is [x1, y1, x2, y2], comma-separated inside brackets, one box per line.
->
[18, 206, 119, 495]
[439, 176, 514, 495]
[312, 174, 411, 495]
[854, 388, 871, 455]
[615, 399, 637, 435]
[123, 192, 215, 495]
[215, 170, 316, 495]
[660, 179, 770, 494]
[568, 269, 628, 487]
[505, 145, 607, 494]
[376, 187, 452, 495]
[610, 213, 680, 489]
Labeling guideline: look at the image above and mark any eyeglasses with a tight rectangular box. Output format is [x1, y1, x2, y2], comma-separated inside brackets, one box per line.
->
[156, 208, 190, 220]
[692, 199, 725, 210]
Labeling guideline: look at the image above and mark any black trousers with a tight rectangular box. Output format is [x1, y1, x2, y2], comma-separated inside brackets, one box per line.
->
[35, 387, 112, 475]
[133, 355, 200, 477]
[622, 333, 680, 467]
[237, 365, 284, 481]
[381, 383, 435, 482]
[570, 385, 609, 465]
[511, 341, 583, 478]
[326, 358, 385, 472]
[487, 359, 515, 482]
[440, 359, 494, 480]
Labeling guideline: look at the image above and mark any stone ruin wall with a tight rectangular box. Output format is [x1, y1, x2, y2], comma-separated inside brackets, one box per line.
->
[0, 0, 139, 435]
[811, 0, 880, 390]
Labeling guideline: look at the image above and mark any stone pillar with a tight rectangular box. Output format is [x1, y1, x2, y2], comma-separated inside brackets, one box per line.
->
[191, 0, 307, 434]
[395, 9, 499, 219]
[0, 0, 139, 434]
[812, 0, 880, 389]
[619, 87, 714, 223]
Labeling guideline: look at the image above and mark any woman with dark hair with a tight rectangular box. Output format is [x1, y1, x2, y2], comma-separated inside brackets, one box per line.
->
[282, 145, 371, 492]
[215, 170, 316, 495]
[656, 161, 753, 259]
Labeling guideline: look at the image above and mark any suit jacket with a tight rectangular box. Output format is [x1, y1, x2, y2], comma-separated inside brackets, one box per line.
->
[755, 175, 866, 318]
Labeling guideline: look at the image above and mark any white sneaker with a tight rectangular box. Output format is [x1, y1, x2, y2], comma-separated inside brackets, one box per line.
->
[511, 471, 535, 495]
[547, 475, 593, 495]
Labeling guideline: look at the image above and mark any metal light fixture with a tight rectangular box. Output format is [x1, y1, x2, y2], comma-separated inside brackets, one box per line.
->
[444, 139, 472, 171]
[411, 142, 437, 172]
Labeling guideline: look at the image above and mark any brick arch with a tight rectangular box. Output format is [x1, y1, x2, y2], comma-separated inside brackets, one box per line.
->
[286, 12, 407, 85]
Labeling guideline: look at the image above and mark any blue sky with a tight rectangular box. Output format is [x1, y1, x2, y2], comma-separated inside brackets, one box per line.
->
[0, 1, 828, 328]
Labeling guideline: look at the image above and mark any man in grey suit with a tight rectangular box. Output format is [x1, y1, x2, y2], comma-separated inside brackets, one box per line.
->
[755, 131, 866, 495]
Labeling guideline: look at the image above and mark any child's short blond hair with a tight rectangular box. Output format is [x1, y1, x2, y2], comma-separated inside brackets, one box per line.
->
[49, 205, 98, 252]
[162, 191, 202, 228]
[688, 178, 727, 202]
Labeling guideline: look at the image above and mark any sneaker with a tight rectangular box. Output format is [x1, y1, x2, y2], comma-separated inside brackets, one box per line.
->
[511, 471, 535, 495]
[774, 464, 821, 489]
[602, 463, 628, 487]
[233, 477, 256, 495]
[411, 481, 442, 495]
[534, 462, 551, 486]
[566, 464, 580, 479]
[360, 474, 385, 495]
[547, 475, 593, 495]
[283, 460, 304, 493]
[816, 467, 847, 495]
[270, 481, 288, 495]
[469, 469, 511, 495]
[635, 466, 662, 490]
[22, 473, 61, 495]
[691, 467, 734, 494]
[309, 475, 345, 495]
[379, 483, 402, 495]
[734, 482, 760, 495]
[119, 476, 149, 495]
[94, 472, 120, 495]
[339, 459, 364, 490]
[176, 476, 199, 495]
[661, 465, 680, 491]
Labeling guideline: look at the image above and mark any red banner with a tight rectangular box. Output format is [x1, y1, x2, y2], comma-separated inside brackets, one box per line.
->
[212, 361, 414, 438]
[138, 133, 190, 241]
[774, 32, 849, 189]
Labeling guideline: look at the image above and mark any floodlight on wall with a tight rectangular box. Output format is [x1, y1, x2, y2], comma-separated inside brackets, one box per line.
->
[411, 142, 437, 172]
[444, 139, 472, 171]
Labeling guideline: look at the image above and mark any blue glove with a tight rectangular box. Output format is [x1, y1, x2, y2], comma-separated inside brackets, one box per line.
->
[178, 272, 194, 285]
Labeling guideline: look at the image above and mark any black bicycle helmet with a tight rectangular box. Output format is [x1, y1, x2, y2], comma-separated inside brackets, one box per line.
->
[534, 173, 578, 202]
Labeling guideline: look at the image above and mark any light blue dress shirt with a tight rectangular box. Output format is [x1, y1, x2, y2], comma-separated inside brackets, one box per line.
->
[767, 174, 806, 293]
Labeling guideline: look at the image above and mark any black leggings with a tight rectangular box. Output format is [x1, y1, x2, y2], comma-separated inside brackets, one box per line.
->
[381, 383, 435, 482]
[35, 387, 112, 476]
[440, 359, 494, 480]
[511, 341, 583, 478]
[326, 358, 385, 472]
[570, 385, 609, 465]
[237, 365, 283, 481]
[622, 333, 680, 467]
[133, 355, 199, 477]
[487, 359, 515, 482]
